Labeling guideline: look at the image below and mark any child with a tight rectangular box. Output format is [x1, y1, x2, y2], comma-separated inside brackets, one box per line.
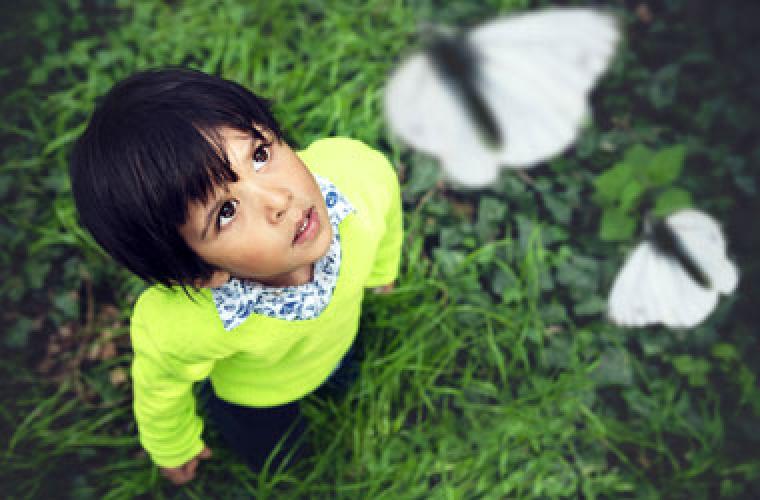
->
[69, 68, 402, 484]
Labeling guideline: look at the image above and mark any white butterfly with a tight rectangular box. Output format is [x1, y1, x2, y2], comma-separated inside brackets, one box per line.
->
[384, 8, 621, 187]
[608, 209, 739, 329]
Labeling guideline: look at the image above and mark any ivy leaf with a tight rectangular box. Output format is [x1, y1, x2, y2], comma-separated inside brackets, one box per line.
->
[432, 248, 466, 278]
[646, 144, 686, 187]
[623, 388, 659, 418]
[619, 179, 646, 213]
[574, 296, 607, 316]
[491, 268, 521, 302]
[556, 255, 599, 291]
[575, 128, 599, 158]
[593, 162, 634, 205]
[53, 293, 79, 321]
[403, 156, 440, 197]
[623, 144, 655, 169]
[6, 317, 34, 349]
[600, 209, 637, 241]
[25, 260, 51, 289]
[591, 348, 633, 387]
[653, 187, 692, 217]
[648, 64, 680, 110]
[711, 343, 738, 361]
[543, 193, 572, 224]
[542, 335, 572, 369]
[439, 226, 464, 250]
[475, 197, 507, 242]
[671, 355, 710, 387]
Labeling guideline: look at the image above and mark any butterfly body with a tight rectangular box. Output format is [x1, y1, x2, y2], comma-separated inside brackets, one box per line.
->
[425, 30, 503, 148]
[647, 217, 711, 289]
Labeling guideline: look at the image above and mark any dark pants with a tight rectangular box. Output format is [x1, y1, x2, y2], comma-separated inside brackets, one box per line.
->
[203, 387, 307, 472]
[200, 343, 358, 472]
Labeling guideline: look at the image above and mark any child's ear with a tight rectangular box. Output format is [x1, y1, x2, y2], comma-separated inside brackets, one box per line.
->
[195, 270, 231, 288]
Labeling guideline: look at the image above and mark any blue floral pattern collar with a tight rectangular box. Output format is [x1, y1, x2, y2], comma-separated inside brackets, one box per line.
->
[211, 175, 354, 330]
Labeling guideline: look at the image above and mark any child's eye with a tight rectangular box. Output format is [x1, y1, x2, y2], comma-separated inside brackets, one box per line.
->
[217, 199, 238, 229]
[252, 142, 272, 172]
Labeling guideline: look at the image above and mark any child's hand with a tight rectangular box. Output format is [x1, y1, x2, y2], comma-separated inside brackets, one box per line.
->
[160, 445, 212, 485]
[372, 282, 395, 294]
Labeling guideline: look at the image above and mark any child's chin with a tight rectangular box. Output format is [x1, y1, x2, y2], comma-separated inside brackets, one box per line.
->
[312, 232, 332, 259]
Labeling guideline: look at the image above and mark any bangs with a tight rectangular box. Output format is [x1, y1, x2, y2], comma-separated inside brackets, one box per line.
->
[187, 123, 270, 208]
[124, 119, 273, 230]
[70, 67, 284, 287]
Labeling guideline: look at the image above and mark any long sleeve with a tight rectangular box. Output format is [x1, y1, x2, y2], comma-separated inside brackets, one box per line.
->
[130, 303, 214, 468]
[365, 149, 403, 288]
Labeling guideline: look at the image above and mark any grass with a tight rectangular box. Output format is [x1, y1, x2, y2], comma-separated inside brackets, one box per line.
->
[2, 0, 759, 498]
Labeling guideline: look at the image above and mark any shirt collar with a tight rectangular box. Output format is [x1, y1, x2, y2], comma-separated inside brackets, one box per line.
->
[211, 174, 354, 329]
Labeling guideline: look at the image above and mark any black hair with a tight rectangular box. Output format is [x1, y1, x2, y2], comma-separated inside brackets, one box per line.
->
[69, 68, 283, 288]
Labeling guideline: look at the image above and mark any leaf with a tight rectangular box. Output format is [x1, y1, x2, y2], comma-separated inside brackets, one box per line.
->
[53, 293, 79, 320]
[619, 179, 645, 212]
[648, 64, 680, 110]
[623, 388, 659, 419]
[556, 255, 599, 291]
[638, 330, 676, 357]
[599, 209, 637, 241]
[653, 187, 692, 217]
[574, 296, 607, 316]
[541, 302, 568, 324]
[543, 193, 572, 224]
[25, 260, 51, 289]
[438, 226, 464, 250]
[711, 343, 738, 361]
[501, 175, 526, 197]
[593, 162, 634, 204]
[6, 317, 34, 349]
[591, 348, 633, 387]
[542, 336, 572, 369]
[672, 355, 710, 387]
[432, 248, 466, 278]
[646, 144, 686, 186]
[491, 268, 520, 301]
[475, 197, 507, 242]
[623, 144, 655, 169]
[575, 128, 599, 158]
[403, 156, 440, 196]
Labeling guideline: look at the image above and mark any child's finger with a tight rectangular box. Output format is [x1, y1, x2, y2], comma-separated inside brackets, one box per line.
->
[162, 467, 190, 485]
[185, 458, 199, 477]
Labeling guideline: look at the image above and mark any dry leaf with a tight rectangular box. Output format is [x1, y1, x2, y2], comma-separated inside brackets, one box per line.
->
[87, 343, 101, 361]
[636, 4, 653, 24]
[99, 342, 117, 361]
[110, 367, 128, 386]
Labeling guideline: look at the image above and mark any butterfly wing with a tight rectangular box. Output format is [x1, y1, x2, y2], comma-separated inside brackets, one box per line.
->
[609, 242, 665, 327]
[384, 7, 620, 187]
[666, 209, 739, 295]
[649, 250, 719, 329]
[608, 241, 719, 329]
[609, 208, 738, 329]
[469, 8, 620, 167]
[384, 52, 505, 186]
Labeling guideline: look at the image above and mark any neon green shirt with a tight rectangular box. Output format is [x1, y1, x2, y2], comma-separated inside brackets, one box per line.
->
[129, 138, 402, 467]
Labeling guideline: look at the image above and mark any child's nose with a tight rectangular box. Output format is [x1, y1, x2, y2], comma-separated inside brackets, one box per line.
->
[263, 186, 293, 224]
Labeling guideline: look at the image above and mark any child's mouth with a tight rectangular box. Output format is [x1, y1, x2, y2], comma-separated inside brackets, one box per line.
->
[293, 206, 318, 245]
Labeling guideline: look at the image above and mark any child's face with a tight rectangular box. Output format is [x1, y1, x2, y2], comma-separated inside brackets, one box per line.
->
[179, 126, 332, 288]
